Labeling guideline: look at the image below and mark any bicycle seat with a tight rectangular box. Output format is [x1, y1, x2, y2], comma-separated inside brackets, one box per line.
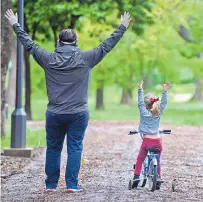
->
[145, 147, 160, 153]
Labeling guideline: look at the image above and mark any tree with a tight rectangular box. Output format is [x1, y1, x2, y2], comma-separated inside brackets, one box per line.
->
[177, 1, 203, 101]
[154, 0, 203, 101]
[84, 0, 156, 108]
[111, 31, 137, 105]
[1, 0, 12, 136]
[115, 0, 156, 104]
[79, 17, 117, 109]
[116, 0, 155, 35]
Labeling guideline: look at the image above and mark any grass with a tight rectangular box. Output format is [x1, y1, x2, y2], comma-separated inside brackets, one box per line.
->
[1, 84, 203, 148]
[1, 128, 46, 149]
[31, 85, 203, 125]
[1, 114, 46, 148]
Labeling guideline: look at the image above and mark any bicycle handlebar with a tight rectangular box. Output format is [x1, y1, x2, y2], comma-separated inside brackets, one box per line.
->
[128, 130, 171, 135]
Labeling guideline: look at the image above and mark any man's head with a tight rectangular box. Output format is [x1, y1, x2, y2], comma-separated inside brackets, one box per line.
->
[59, 29, 78, 45]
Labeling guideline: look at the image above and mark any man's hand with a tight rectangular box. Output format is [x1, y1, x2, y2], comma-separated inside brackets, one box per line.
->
[137, 80, 144, 89]
[121, 11, 131, 28]
[5, 9, 18, 26]
[162, 81, 171, 91]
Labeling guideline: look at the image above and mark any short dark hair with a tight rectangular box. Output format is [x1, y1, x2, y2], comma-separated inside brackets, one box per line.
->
[59, 29, 77, 43]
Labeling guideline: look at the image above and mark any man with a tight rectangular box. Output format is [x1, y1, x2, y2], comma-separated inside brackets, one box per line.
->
[5, 9, 131, 193]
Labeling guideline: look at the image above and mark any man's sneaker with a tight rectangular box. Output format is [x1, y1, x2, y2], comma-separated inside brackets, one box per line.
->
[66, 185, 83, 193]
[132, 175, 140, 188]
[45, 189, 56, 193]
[156, 179, 164, 190]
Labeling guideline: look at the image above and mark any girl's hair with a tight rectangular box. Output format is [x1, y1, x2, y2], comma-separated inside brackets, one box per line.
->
[144, 93, 160, 116]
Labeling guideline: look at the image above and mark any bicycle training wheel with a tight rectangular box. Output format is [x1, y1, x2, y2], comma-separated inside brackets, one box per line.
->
[128, 180, 132, 190]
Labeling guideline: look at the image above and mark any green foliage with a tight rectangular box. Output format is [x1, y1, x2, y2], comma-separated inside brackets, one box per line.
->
[153, 0, 203, 77]
[116, 0, 155, 34]
[11, 0, 203, 114]
[79, 14, 120, 90]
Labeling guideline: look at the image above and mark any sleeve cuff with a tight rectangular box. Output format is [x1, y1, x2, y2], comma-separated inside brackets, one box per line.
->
[12, 23, 21, 32]
[13, 23, 20, 28]
[119, 24, 127, 32]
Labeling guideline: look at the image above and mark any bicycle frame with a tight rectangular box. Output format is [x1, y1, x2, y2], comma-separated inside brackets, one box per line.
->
[144, 152, 159, 175]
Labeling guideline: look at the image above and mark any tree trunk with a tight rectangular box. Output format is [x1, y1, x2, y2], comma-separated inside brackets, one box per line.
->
[96, 88, 104, 109]
[194, 78, 203, 102]
[51, 27, 58, 48]
[6, 39, 17, 107]
[120, 88, 133, 105]
[120, 64, 133, 105]
[143, 76, 153, 90]
[24, 50, 32, 120]
[178, 25, 192, 43]
[1, 0, 12, 137]
[23, 15, 38, 121]
[70, 15, 81, 29]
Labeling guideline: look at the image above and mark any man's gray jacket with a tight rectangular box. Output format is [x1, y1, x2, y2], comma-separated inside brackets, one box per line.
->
[13, 23, 126, 114]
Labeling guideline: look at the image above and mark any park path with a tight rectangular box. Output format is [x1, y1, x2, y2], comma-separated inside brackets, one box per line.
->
[1, 121, 203, 202]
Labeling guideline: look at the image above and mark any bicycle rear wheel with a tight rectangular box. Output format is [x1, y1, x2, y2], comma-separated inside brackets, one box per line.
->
[140, 163, 147, 187]
[148, 161, 158, 192]
[140, 177, 147, 187]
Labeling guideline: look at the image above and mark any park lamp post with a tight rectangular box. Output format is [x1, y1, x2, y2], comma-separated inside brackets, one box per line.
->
[11, 0, 27, 148]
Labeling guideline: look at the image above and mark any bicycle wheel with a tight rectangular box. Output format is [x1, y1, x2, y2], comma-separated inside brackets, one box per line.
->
[147, 161, 158, 192]
[140, 177, 147, 187]
[140, 163, 147, 187]
[128, 180, 132, 190]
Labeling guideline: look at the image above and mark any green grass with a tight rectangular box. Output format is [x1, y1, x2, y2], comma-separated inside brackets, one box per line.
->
[0, 128, 46, 149]
[26, 85, 203, 125]
[2, 85, 203, 148]
[1, 116, 46, 149]
[29, 85, 203, 126]
[88, 102, 203, 125]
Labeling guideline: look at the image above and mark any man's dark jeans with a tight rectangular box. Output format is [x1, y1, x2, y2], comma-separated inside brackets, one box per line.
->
[45, 110, 89, 189]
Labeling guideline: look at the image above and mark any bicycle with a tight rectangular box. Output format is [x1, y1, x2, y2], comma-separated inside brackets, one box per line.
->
[128, 129, 171, 192]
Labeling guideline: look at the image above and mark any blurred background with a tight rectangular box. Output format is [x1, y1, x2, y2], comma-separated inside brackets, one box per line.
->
[1, 0, 203, 147]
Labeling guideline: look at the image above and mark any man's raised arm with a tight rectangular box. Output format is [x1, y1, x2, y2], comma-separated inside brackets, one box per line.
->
[5, 9, 51, 68]
[82, 11, 131, 68]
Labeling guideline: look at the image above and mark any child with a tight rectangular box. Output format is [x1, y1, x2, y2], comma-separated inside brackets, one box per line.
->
[132, 80, 170, 189]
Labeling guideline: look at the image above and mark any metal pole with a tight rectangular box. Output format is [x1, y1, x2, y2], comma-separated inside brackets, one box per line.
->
[11, 0, 26, 148]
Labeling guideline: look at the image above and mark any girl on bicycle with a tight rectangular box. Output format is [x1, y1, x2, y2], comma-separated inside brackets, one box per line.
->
[132, 80, 170, 189]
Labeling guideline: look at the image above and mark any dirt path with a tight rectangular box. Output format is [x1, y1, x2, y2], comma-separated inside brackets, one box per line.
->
[1, 122, 203, 202]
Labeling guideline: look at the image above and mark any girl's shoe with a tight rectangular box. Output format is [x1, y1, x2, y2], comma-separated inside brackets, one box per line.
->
[66, 185, 83, 193]
[132, 175, 140, 188]
[45, 189, 56, 193]
[156, 179, 164, 190]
